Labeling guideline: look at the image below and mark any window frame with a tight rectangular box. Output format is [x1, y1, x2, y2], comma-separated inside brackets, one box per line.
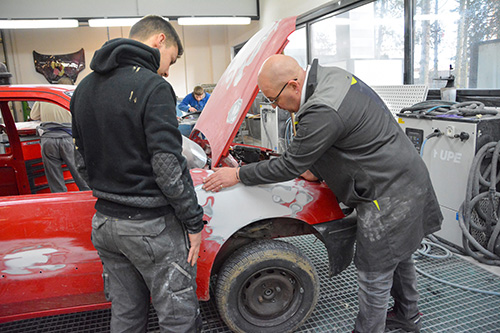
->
[294, 0, 499, 102]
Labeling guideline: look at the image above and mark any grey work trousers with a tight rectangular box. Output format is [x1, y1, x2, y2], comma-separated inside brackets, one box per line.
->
[354, 255, 419, 333]
[40, 136, 90, 192]
[91, 212, 202, 333]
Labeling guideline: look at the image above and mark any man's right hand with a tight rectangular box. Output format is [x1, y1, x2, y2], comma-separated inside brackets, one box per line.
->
[187, 232, 202, 266]
[202, 167, 239, 192]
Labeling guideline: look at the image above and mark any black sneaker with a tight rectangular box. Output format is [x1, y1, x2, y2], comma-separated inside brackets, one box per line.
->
[385, 308, 422, 332]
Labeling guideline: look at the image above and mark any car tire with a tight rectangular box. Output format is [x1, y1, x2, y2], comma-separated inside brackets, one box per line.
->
[215, 239, 319, 333]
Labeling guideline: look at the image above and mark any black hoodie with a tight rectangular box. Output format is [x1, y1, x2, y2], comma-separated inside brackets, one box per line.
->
[71, 38, 203, 234]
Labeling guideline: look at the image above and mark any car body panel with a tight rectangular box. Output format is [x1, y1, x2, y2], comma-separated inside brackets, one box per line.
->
[0, 192, 105, 323]
[193, 16, 296, 167]
[0, 85, 74, 196]
[0, 84, 73, 109]
[1, 163, 345, 322]
[190, 169, 346, 299]
[0, 16, 354, 326]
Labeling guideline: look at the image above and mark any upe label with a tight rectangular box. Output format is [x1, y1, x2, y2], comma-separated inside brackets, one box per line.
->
[433, 149, 462, 163]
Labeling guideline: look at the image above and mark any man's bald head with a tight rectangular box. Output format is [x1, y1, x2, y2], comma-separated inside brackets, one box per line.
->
[258, 55, 302, 92]
[258, 55, 306, 112]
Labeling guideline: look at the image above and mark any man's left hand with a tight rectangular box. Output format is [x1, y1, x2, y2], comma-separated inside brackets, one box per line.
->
[187, 232, 202, 266]
[202, 167, 239, 192]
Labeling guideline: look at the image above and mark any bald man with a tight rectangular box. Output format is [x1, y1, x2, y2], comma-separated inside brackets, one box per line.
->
[203, 55, 442, 332]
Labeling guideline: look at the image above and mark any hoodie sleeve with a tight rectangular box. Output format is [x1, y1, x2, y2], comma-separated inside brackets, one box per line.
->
[144, 82, 204, 234]
[70, 97, 90, 185]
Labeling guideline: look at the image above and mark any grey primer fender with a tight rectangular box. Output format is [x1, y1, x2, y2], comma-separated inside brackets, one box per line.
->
[312, 213, 357, 277]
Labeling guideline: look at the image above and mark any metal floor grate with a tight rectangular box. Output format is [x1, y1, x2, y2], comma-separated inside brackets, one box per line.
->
[1, 234, 500, 332]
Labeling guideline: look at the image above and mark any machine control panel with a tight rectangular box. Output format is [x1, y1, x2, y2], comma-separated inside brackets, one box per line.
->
[405, 128, 424, 154]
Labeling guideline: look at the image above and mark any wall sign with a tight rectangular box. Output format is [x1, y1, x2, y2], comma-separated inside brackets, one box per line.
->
[33, 48, 85, 83]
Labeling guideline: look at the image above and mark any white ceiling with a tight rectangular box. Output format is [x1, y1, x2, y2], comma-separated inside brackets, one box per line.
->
[0, 0, 259, 19]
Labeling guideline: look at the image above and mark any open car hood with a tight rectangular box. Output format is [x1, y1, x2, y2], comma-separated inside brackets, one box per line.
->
[192, 16, 296, 167]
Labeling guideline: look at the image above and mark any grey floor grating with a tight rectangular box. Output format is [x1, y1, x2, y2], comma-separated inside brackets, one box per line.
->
[1, 234, 499, 332]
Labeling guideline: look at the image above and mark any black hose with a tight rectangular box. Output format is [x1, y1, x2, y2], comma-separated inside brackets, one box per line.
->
[400, 100, 455, 114]
[459, 140, 500, 265]
[400, 100, 498, 117]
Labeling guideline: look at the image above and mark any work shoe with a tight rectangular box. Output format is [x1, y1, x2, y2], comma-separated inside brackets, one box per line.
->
[385, 308, 422, 332]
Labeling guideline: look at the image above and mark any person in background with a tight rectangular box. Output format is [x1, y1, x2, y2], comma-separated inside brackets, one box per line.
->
[30, 76, 90, 193]
[202, 54, 442, 333]
[178, 85, 210, 113]
[70, 15, 204, 333]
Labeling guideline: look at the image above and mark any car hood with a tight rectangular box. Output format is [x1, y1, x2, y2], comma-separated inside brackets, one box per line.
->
[192, 16, 296, 167]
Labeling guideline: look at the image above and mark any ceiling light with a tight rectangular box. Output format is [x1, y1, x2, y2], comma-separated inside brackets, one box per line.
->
[178, 17, 251, 26]
[0, 19, 79, 29]
[89, 17, 169, 27]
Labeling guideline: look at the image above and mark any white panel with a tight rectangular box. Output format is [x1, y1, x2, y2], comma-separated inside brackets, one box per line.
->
[434, 206, 463, 247]
[397, 116, 479, 248]
[260, 105, 279, 151]
[477, 42, 500, 88]
[425, 120, 477, 211]
[372, 85, 428, 116]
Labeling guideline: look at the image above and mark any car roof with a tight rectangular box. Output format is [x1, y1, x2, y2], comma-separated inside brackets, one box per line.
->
[0, 84, 74, 108]
[192, 16, 296, 167]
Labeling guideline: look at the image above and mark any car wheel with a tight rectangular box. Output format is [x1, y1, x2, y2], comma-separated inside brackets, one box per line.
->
[215, 239, 319, 333]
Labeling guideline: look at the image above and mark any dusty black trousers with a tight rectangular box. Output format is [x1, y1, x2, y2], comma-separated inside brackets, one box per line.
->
[91, 212, 202, 333]
[354, 255, 419, 332]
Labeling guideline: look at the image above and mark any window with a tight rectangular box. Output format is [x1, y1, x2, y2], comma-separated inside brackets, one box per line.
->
[414, 0, 500, 89]
[309, 1, 404, 85]
[292, 0, 499, 90]
[284, 27, 307, 69]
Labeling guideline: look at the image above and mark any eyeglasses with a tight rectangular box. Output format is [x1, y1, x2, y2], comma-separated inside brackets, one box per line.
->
[264, 78, 297, 105]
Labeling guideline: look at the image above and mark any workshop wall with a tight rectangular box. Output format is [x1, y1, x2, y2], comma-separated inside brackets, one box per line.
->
[3, 26, 113, 86]
[2, 22, 254, 97]
[1, 0, 334, 96]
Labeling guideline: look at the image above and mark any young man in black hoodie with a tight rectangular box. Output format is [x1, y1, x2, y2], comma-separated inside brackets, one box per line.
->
[71, 15, 204, 332]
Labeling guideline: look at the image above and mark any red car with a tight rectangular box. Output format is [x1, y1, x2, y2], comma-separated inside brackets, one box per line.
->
[0, 16, 356, 333]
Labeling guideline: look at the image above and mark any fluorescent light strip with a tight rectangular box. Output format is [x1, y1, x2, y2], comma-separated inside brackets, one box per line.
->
[89, 17, 169, 27]
[0, 19, 79, 29]
[178, 17, 251, 26]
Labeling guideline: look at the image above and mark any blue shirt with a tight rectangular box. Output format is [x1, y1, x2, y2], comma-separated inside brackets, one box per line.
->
[178, 92, 211, 112]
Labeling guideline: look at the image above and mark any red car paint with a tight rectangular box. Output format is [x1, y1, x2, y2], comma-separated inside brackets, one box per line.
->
[193, 17, 296, 167]
[0, 16, 353, 326]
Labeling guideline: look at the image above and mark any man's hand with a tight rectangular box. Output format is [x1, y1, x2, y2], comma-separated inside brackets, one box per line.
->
[202, 167, 239, 192]
[300, 170, 319, 181]
[187, 232, 202, 266]
[188, 107, 197, 112]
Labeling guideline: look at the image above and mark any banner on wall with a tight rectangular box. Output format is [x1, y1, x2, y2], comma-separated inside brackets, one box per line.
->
[33, 48, 85, 84]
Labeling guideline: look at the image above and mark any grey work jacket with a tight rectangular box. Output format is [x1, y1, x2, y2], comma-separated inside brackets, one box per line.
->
[240, 63, 442, 271]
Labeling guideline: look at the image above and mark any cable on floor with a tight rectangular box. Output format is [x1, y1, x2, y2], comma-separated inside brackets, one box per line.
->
[414, 239, 500, 297]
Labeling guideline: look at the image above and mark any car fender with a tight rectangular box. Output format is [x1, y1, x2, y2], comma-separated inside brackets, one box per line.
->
[190, 169, 347, 300]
